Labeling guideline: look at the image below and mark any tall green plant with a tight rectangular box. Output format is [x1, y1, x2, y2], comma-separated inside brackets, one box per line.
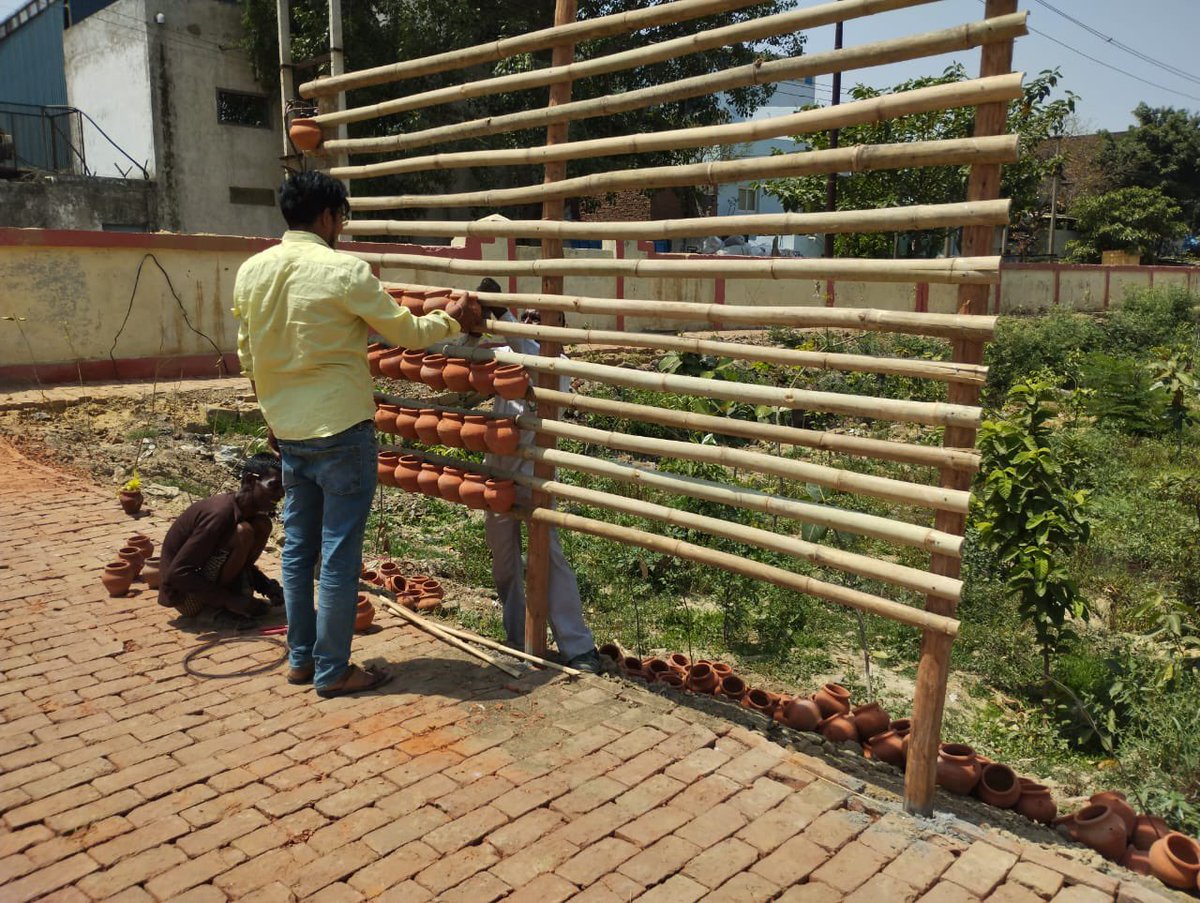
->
[1149, 350, 1197, 456]
[974, 381, 1093, 677]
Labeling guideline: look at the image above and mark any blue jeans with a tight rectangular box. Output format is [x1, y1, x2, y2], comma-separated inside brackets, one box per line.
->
[278, 420, 377, 688]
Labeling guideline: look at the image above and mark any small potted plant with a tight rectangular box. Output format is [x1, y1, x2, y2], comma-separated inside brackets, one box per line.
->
[119, 473, 143, 515]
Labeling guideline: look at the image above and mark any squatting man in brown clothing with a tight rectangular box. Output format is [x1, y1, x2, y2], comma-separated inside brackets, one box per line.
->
[157, 453, 285, 621]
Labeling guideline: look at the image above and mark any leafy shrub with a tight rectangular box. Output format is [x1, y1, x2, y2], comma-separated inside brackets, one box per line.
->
[1080, 353, 1165, 435]
[1103, 286, 1198, 355]
[985, 310, 1102, 402]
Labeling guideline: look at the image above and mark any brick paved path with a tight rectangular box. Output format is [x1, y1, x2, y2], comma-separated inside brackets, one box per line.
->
[0, 441, 1179, 902]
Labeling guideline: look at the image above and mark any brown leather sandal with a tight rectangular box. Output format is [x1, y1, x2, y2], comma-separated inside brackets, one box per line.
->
[315, 664, 392, 698]
[286, 663, 315, 685]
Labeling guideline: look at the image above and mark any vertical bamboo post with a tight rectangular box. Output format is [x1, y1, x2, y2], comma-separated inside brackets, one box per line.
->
[904, 0, 1017, 816]
[328, 0, 349, 186]
[525, 0, 578, 656]
[276, 0, 295, 160]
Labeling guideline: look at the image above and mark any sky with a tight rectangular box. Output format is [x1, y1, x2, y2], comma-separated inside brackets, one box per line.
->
[3, 0, 1196, 133]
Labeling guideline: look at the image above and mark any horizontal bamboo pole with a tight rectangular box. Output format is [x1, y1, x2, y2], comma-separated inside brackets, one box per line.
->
[331, 74, 1023, 179]
[444, 343, 982, 428]
[513, 443, 963, 557]
[530, 387, 980, 473]
[325, 13, 1027, 154]
[343, 199, 1012, 241]
[300, 0, 775, 98]
[522, 507, 959, 636]
[485, 319, 986, 385]
[360, 250, 1000, 286]
[348, 135, 1018, 211]
[380, 598, 522, 677]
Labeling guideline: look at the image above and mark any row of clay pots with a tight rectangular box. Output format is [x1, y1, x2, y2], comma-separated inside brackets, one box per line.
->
[374, 404, 519, 455]
[101, 533, 158, 597]
[933, 744, 1058, 823]
[377, 453, 516, 513]
[361, 562, 444, 615]
[369, 345, 529, 401]
[385, 286, 466, 318]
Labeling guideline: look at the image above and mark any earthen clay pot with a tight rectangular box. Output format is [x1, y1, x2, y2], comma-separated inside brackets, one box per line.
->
[598, 643, 622, 663]
[416, 578, 443, 600]
[469, 359, 498, 395]
[401, 292, 426, 315]
[1015, 781, 1057, 824]
[484, 479, 516, 514]
[142, 556, 162, 590]
[379, 561, 401, 577]
[416, 596, 441, 612]
[385, 287, 405, 303]
[354, 594, 375, 633]
[975, 763, 1022, 809]
[1090, 792, 1136, 840]
[377, 450, 399, 487]
[493, 364, 530, 400]
[374, 403, 400, 434]
[936, 743, 981, 796]
[1148, 833, 1200, 889]
[781, 696, 822, 732]
[361, 569, 384, 587]
[119, 490, 143, 515]
[889, 718, 912, 737]
[367, 343, 389, 377]
[686, 662, 718, 694]
[394, 407, 420, 442]
[818, 713, 858, 744]
[443, 358, 472, 393]
[126, 534, 154, 559]
[851, 702, 890, 741]
[669, 652, 690, 670]
[419, 354, 448, 390]
[866, 729, 906, 767]
[436, 412, 465, 449]
[398, 591, 420, 610]
[484, 417, 520, 456]
[422, 289, 452, 315]
[1133, 814, 1171, 851]
[117, 546, 145, 577]
[710, 662, 733, 679]
[396, 455, 423, 493]
[1120, 846, 1152, 876]
[742, 688, 777, 718]
[386, 574, 407, 595]
[101, 561, 134, 597]
[378, 347, 406, 379]
[459, 473, 488, 510]
[417, 463, 442, 496]
[461, 415, 489, 452]
[414, 409, 441, 445]
[399, 350, 426, 382]
[657, 672, 684, 689]
[621, 656, 646, 681]
[1071, 804, 1132, 861]
[719, 674, 747, 700]
[813, 683, 851, 717]
[437, 467, 465, 503]
[642, 658, 671, 681]
[288, 118, 322, 152]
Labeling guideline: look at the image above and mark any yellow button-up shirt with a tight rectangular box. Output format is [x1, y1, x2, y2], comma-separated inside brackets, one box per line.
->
[233, 230, 460, 440]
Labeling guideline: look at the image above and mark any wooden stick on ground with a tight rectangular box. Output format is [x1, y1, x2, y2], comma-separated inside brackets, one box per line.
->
[428, 619, 584, 677]
[380, 599, 522, 677]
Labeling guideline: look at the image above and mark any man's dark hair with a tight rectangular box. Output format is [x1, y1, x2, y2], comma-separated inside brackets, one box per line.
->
[279, 171, 349, 229]
[242, 453, 281, 482]
[476, 278, 502, 294]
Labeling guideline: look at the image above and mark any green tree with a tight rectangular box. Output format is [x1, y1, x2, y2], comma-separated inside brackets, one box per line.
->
[1099, 104, 1200, 233]
[758, 65, 1077, 257]
[1063, 186, 1188, 264]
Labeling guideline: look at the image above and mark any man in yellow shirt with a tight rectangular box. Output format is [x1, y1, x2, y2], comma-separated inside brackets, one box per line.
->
[234, 171, 481, 697]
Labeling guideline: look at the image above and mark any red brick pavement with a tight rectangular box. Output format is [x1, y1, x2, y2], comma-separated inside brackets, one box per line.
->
[0, 440, 1182, 901]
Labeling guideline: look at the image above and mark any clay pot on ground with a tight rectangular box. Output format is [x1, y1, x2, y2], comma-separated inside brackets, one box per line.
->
[354, 595, 375, 633]
[719, 674, 747, 701]
[742, 688, 777, 718]
[126, 534, 154, 559]
[668, 652, 690, 671]
[416, 596, 441, 612]
[443, 358, 472, 393]
[780, 696, 822, 732]
[373, 404, 400, 434]
[461, 416, 489, 453]
[642, 658, 671, 681]
[469, 360, 498, 395]
[378, 347, 406, 379]
[484, 479, 516, 514]
[1148, 833, 1200, 889]
[436, 412, 465, 449]
[386, 574, 407, 595]
[367, 343, 389, 377]
[1070, 804, 1132, 861]
[288, 118, 322, 152]
[813, 683, 852, 717]
[889, 718, 912, 737]
[1015, 781, 1057, 824]
[493, 364, 530, 401]
[420, 354, 448, 390]
[396, 455, 423, 493]
[395, 407, 420, 442]
[1133, 814, 1171, 851]
[417, 463, 442, 496]
[598, 643, 621, 663]
[416, 578, 443, 600]
[399, 350, 426, 382]
[117, 546, 145, 577]
[414, 409, 442, 445]
[459, 473, 488, 510]
[975, 763, 1022, 809]
[484, 418, 520, 456]
[438, 467, 465, 503]
[361, 569, 383, 587]
[620, 656, 647, 681]
[1090, 792, 1136, 840]
[119, 490, 143, 515]
[142, 557, 162, 590]
[851, 702, 890, 742]
[710, 662, 733, 680]
[817, 713, 858, 744]
[397, 591, 420, 610]
[101, 561, 134, 597]
[378, 561, 401, 578]
[686, 662, 719, 694]
[377, 451, 399, 487]
[657, 672, 684, 689]
[936, 743, 981, 796]
[866, 730, 906, 767]
[1121, 846, 1152, 876]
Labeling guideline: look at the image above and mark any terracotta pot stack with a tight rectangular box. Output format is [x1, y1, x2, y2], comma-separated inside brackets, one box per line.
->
[369, 342, 525, 401]
[378, 452, 515, 514]
[100, 534, 157, 597]
[373, 402, 521, 457]
[361, 560, 445, 613]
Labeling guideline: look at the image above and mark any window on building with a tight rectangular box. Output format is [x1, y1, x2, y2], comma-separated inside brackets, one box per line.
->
[217, 90, 270, 128]
[736, 187, 758, 212]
